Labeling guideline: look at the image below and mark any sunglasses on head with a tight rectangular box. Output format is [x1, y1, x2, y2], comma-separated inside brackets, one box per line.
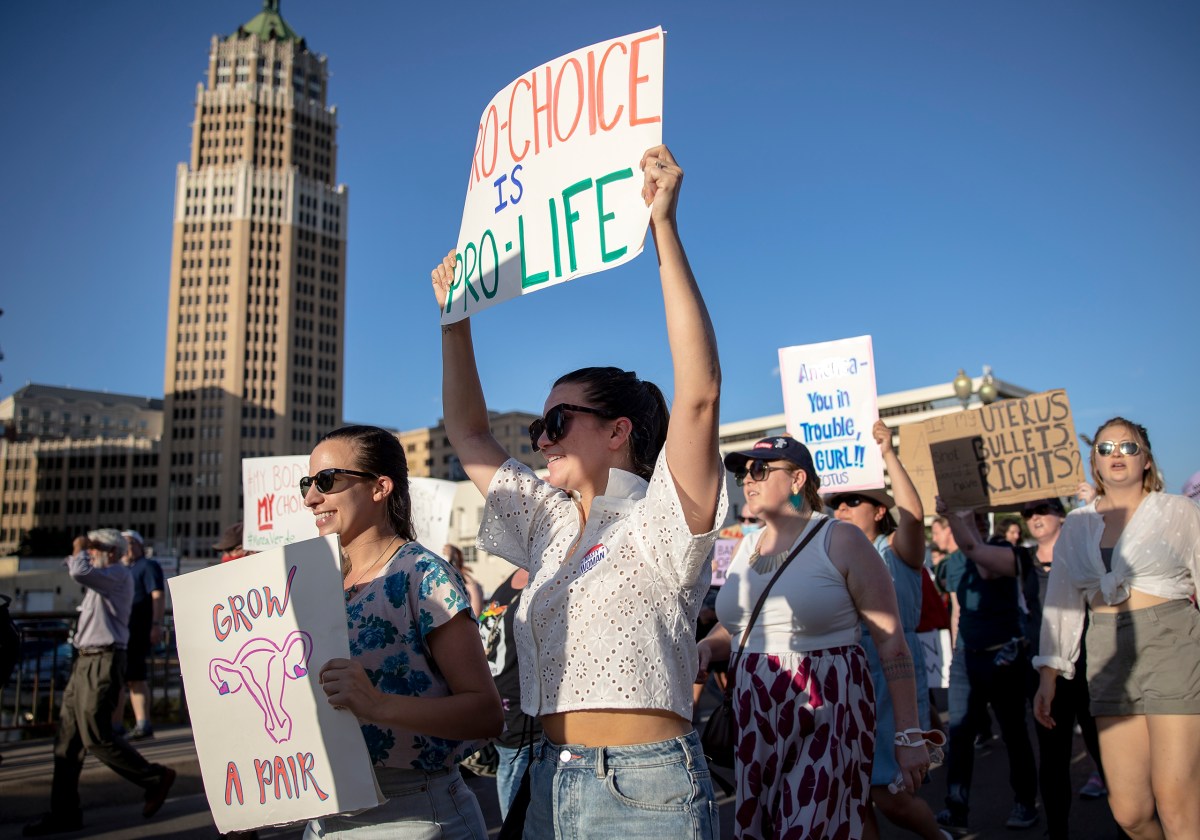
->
[1094, 441, 1141, 457]
[299, 468, 377, 495]
[528, 403, 612, 452]
[734, 461, 794, 486]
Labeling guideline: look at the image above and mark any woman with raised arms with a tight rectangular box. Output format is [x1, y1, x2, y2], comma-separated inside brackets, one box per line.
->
[432, 145, 726, 838]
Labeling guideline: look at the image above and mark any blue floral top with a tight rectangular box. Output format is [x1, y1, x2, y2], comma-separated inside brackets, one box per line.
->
[344, 541, 476, 771]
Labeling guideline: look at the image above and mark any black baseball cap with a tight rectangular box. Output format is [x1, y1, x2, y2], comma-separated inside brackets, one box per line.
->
[723, 436, 819, 487]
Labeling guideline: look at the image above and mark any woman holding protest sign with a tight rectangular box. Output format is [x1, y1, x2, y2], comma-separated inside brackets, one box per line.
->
[302, 424, 502, 839]
[1035, 417, 1200, 840]
[432, 145, 726, 838]
[696, 435, 928, 840]
[827, 419, 945, 840]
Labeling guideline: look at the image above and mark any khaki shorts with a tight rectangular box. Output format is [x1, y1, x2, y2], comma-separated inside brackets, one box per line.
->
[1087, 599, 1200, 716]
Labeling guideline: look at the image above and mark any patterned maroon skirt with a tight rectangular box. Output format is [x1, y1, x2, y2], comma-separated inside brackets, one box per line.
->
[731, 645, 876, 840]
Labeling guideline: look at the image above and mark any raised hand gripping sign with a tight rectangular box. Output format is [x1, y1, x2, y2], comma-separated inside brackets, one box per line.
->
[441, 27, 664, 323]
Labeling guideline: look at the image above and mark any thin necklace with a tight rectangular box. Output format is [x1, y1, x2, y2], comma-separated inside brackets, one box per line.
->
[345, 535, 399, 592]
[749, 516, 814, 573]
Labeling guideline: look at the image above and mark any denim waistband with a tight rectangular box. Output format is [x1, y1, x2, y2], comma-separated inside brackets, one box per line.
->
[535, 729, 705, 776]
[373, 765, 455, 797]
[1090, 598, 1195, 626]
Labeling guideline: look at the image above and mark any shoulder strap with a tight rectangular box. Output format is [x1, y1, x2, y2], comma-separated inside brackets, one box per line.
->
[726, 518, 829, 688]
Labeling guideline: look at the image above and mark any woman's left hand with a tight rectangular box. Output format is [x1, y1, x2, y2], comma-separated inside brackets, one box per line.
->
[640, 146, 682, 229]
[895, 743, 930, 794]
[318, 658, 379, 719]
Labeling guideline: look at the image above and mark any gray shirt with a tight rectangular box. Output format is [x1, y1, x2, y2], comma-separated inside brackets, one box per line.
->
[67, 551, 132, 649]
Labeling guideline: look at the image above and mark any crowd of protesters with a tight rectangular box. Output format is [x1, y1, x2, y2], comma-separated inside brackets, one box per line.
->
[15, 146, 1200, 839]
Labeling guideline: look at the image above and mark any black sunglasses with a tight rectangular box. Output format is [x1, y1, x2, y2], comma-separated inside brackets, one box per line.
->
[528, 404, 612, 452]
[832, 496, 870, 509]
[299, 468, 377, 495]
[734, 461, 795, 486]
[1022, 504, 1058, 519]
[1094, 441, 1141, 457]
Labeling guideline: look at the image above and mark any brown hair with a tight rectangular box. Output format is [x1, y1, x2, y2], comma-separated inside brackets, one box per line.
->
[1090, 417, 1163, 495]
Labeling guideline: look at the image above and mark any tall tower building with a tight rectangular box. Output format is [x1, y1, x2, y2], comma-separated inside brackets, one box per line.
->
[161, 1, 346, 556]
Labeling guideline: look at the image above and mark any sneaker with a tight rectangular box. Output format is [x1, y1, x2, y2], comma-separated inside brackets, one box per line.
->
[935, 807, 969, 837]
[143, 766, 177, 818]
[1079, 772, 1107, 800]
[128, 724, 155, 740]
[22, 812, 83, 836]
[1005, 802, 1038, 829]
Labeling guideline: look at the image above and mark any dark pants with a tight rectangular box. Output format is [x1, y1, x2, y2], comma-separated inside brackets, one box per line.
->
[1035, 669, 1102, 839]
[944, 645, 1038, 815]
[51, 649, 168, 814]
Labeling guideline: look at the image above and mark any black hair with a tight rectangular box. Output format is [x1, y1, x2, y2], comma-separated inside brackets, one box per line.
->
[553, 366, 669, 481]
[316, 425, 416, 540]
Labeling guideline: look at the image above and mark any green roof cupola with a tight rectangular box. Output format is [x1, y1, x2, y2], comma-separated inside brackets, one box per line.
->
[234, 0, 301, 43]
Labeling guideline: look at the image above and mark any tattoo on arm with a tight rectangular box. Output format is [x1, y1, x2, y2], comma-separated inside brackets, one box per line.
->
[882, 653, 915, 682]
[442, 324, 453, 335]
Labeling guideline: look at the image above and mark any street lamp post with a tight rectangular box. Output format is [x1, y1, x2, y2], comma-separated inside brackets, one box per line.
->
[951, 366, 998, 409]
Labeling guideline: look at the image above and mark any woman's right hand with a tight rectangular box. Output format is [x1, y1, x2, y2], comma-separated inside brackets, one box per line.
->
[430, 249, 457, 313]
[1033, 671, 1058, 729]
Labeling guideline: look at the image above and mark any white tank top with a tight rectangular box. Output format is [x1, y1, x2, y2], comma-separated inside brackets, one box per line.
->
[716, 515, 862, 654]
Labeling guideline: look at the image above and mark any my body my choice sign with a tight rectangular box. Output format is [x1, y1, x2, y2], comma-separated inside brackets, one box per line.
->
[441, 28, 664, 323]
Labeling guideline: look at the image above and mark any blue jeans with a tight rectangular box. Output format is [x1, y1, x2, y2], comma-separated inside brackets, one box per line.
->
[524, 730, 719, 839]
[495, 743, 532, 821]
[303, 766, 486, 839]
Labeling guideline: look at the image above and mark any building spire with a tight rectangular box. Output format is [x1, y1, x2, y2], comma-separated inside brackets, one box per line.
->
[233, 0, 301, 43]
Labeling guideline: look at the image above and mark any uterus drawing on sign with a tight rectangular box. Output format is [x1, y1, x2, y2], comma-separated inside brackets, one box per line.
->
[209, 630, 313, 744]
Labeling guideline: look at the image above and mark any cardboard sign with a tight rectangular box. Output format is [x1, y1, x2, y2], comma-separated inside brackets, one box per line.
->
[243, 456, 317, 552]
[778, 335, 884, 493]
[243, 456, 460, 553]
[168, 536, 382, 832]
[442, 27, 664, 323]
[899, 389, 1085, 510]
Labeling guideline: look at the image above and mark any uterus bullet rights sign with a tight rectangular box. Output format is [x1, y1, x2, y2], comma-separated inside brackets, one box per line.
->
[168, 536, 382, 833]
[441, 27, 664, 324]
[778, 336, 885, 493]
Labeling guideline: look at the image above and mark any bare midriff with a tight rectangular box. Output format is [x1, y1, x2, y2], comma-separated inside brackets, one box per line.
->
[1090, 587, 1174, 613]
[542, 709, 692, 748]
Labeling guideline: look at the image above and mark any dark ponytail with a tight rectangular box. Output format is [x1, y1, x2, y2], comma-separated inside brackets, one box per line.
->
[554, 367, 669, 481]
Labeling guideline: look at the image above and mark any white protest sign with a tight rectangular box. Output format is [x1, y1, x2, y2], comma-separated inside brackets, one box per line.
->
[243, 456, 318, 551]
[168, 536, 382, 832]
[408, 477, 458, 551]
[442, 27, 664, 323]
[778, 335, 884, 493]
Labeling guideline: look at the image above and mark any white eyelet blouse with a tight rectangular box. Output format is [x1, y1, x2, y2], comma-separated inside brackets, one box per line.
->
[1034, 493, 1200, 680]
[478, 449, 728, 719]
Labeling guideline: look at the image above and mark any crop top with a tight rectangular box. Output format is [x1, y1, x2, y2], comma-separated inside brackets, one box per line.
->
[715, 515, 862, 654]
[478, 449, 728, 720]
[1033, 492, 1200, 679]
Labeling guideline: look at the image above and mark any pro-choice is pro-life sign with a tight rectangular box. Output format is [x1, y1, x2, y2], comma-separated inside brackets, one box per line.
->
[778, 335, 885, 493]
[441, 28, 664, 323]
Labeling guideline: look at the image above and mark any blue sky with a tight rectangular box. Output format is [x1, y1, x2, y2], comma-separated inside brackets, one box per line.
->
[2, 1, 1197, 489]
